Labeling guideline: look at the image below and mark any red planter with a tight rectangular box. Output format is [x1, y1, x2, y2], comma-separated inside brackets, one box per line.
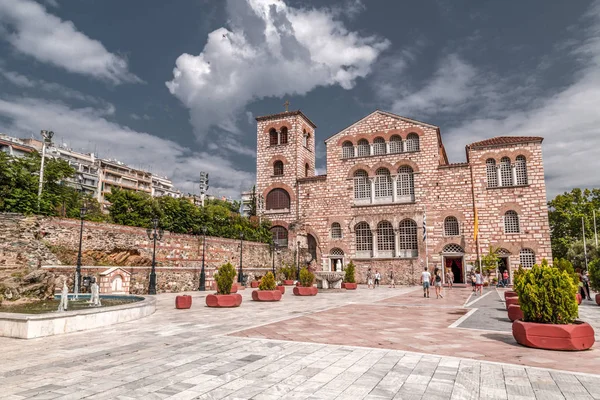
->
[505, 296, 520, 310]
[175, 295, 192, 309]
[507, 304, 523, 322]
[504, 291, 517, 299]
[212, 283, 238, 293]
[512, 320, 595, 351]
[283, 280, 294, 286]
[596, 293, 600, 306]
[342, 283, 357, 290]
[252, 290, 282, 302]
[251, 281, 260, 288]
[277, 285, 285, 294]
[205, 293, 243, 308]
[293, 286, 318, 296]
[576, 293, 582, 305]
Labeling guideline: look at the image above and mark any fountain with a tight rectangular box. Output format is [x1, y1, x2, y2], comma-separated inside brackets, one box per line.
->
[89, 281, 102, 307]
[57, 281, 69, 312]
[315, 271, 344, 289]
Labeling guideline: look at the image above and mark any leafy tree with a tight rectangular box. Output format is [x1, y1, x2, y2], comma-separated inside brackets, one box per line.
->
[249, 185, 257, 217]
[105, 188, 159, 228]
[565, 240, 599, 271]
[481, 246, 500, 276]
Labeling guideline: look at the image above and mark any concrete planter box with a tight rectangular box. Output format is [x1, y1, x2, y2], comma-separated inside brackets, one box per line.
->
[213, 283, 238, 293]
[283, 280, 294, 286]
[506, 296, 520, 309]
[504, 291, 517, 299]
[576, 293, 582, 305]
[596, 293, 600, 306]
[205, 293, 242, 308]
[512, 320, 595, 351]
[175, 295, 192, 309]
[277, 285, 285, 294]
[507, 304, 523, 322]
[251, 281, 260, 288]
[342, 283, 357, 290]
[0, 296, 155, 339]
[293, 286, 318, 296]
[251, 290, 282, 302]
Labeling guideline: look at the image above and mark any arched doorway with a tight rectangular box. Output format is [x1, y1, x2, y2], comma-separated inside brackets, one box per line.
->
[497, 248, 511, 283]
[329, 248, 344, 272]
[307, 234, 317, 264]
[442, 244, 465, 284]
[111, 275, 124, 292]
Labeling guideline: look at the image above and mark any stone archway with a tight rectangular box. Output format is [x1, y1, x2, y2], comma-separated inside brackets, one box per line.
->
[442, 244, 465, 284]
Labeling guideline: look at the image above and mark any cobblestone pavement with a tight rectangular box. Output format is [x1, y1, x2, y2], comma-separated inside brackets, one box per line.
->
[0, 286, 599, 400]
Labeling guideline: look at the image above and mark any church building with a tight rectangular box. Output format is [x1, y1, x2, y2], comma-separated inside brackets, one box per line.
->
[255, 109, 552, 284]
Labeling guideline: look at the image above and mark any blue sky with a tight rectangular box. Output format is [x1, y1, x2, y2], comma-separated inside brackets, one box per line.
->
[0, 0, 598, 199]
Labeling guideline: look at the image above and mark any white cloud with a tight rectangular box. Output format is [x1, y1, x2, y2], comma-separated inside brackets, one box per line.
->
[0, 97, 254, 199]
[0, 0, 140, 84]
[166, 0, 388, 138]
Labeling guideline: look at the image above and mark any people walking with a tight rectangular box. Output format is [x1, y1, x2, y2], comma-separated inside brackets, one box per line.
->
[367, 268, 374, 289]
[421, 266, 431, 298]
[470, 271, 476, 292]
[445, 269, 453, 289]
[475, 270, 483, 296]
[582, 271, 591, 300]
[502, 270, 509, 287]
[434, 267, 444, 299]
[389, 270, 395, 288]
[374, 270, 381, 288]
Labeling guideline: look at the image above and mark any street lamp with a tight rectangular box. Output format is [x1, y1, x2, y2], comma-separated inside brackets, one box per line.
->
[199, 226, 207, 291]
[238, 232, 244, 284]
[296, 240, 301, 279]
[146, 218, 164, 295]
[37, 130, 54, 211]
[270, 242, 279, 276]
[74, 202, 87, 299]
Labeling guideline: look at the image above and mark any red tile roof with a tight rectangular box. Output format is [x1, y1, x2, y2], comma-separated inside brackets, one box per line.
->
[255, 110, 317, 128]
[468, 136, 543, 149]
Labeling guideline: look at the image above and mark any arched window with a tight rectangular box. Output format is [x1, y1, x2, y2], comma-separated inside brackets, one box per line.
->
[389, 135, 402, 153]
[519, 248, 535, 268]
[373, 137, 386, 155]
[280, 127, 288, 144]
[307, 234, 317, 262]
[443, 244, 464, 253]
[377, 221, 395, 254]
[273, 160, 283, 176]
[305, 163, 309, 177]
[302, 130, 308, 147]
[504, 210, 520, 233]
[330, 248, 344, 256]
[269, 128, 278, 146]
[355, 222, 373, 256]
[500, 157, 513, 186]
[486, 159, 498, 188]
[406, 133, 420, 152]
[353, 169, 371, 200]
[515, 155, 528, 185]
[398, 219, 418, 257]
[266, 188, 290, 210]
[397, 166, 415, 202]
[357, 139, 370, 157]
[331, 222, 342, 239]
[444, 216, 460, 236]
[374, 168, 392, 199]
[342, 141, 354, 159]
[271, 226, 288, 247]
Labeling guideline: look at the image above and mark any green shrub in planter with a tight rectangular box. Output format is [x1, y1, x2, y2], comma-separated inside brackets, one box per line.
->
[214, 262, 236, 295]
[344, 261, 356, 283]
[589, 258, 600, 292]
[554, 258, 578, 284]
[259, 272, 277, 291]
[299, 267, 315, 287]
[514, 264, 578, 324]
[280, 264, 297, 280]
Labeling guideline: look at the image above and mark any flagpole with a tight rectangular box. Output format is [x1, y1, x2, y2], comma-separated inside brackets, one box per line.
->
[594, 209, 598, 248]
[583, 216, 588, 270]
[424, 207, 429, 271]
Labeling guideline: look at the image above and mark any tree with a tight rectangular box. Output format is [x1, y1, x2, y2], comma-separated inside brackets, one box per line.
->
[481, 246, 500, 276]
[249, 185, 257, 217]
[565, 240, 599, 271]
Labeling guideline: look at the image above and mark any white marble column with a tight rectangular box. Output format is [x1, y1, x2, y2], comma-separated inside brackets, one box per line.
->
[372, 234, 379, 258]
[369, 144, 374, 156]
[353, 146, 358, 157]
[394, 230, 400, 257]
[392, 176, 398, 203]
[511, 165, 517, 186]
[496, 166, 502, 186]
[370, 177, 375, 204]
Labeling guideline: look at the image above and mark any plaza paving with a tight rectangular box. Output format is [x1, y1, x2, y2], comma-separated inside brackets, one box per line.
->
[0, 286, 599, 400]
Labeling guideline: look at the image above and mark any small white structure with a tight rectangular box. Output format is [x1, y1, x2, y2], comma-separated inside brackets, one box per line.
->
[89, 282, 101, 307]
[99, 267, 131, 294]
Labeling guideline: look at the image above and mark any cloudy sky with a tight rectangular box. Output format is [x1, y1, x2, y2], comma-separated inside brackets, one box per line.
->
[0, 0, 598, 199]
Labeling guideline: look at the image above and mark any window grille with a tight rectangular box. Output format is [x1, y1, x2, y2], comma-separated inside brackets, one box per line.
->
[444, 216, 460, 236]
[497, 248, 511, 256]
[303, 130, 308, 147]
[280, 127, 288, 144]
[330, 248, 344, 256]
[342, 141, 354, 158]
[266, 188, 290, 210]
[519, 249, 535, 268]
[377, 221, 395, 252]
[355, 222, 373, 252]
[269, 129, 278, 146]
[398, 219, 417, 250]
[271, 226, 288, 246]
[273, 160, 283, 176]
[486, 159, 498, 188]
[397, 166, 414, 201]
[504, 210, 520, 233]
[389, 135, 402, 153]
[515, 155, 528, 185]
[406, 133, 420, 152]
[357, 139, 370, 157]
[353, 170, 371, 200]
[442, 244, 464, 253]
[331, 223, 342, 239]
[373, 137, 386, 155]
[374, 168, 392, 198]
[500, 157, 513, 186]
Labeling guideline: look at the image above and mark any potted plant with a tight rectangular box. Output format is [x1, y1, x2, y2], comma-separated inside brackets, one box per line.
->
[280, 263, 296, 285]
[252, 272, 282, 302]
[293, 267, 317, 296]
[512, 263, 595, 350]
[206, 263, 243, 308]
[276, 280, 286, 294]
[251, 274, 262, 288]
[341, 261, 357, 290]
[589, 259, 600, 305]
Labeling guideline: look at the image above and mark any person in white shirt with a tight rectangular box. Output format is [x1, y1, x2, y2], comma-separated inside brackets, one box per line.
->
[374, 271, 381, 287]
[421, 266, 431, 298]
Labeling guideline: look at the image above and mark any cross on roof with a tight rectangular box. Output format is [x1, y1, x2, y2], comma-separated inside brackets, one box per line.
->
[284, 100, 290, 112]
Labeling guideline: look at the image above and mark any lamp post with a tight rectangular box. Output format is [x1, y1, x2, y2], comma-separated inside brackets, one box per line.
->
[296, 240, 301, 279]
[146, 218, 164, 295]
[270, 242, 279, 276]
[74, 203, 87, 299]
[37, 130, 54, 211]
[238, 232, 244, 284]
[199, 226, 207, 291]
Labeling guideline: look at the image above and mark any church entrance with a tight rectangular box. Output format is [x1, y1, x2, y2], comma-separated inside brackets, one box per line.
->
[444, 256, 464, 284]
[329, 248, 344, 272]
